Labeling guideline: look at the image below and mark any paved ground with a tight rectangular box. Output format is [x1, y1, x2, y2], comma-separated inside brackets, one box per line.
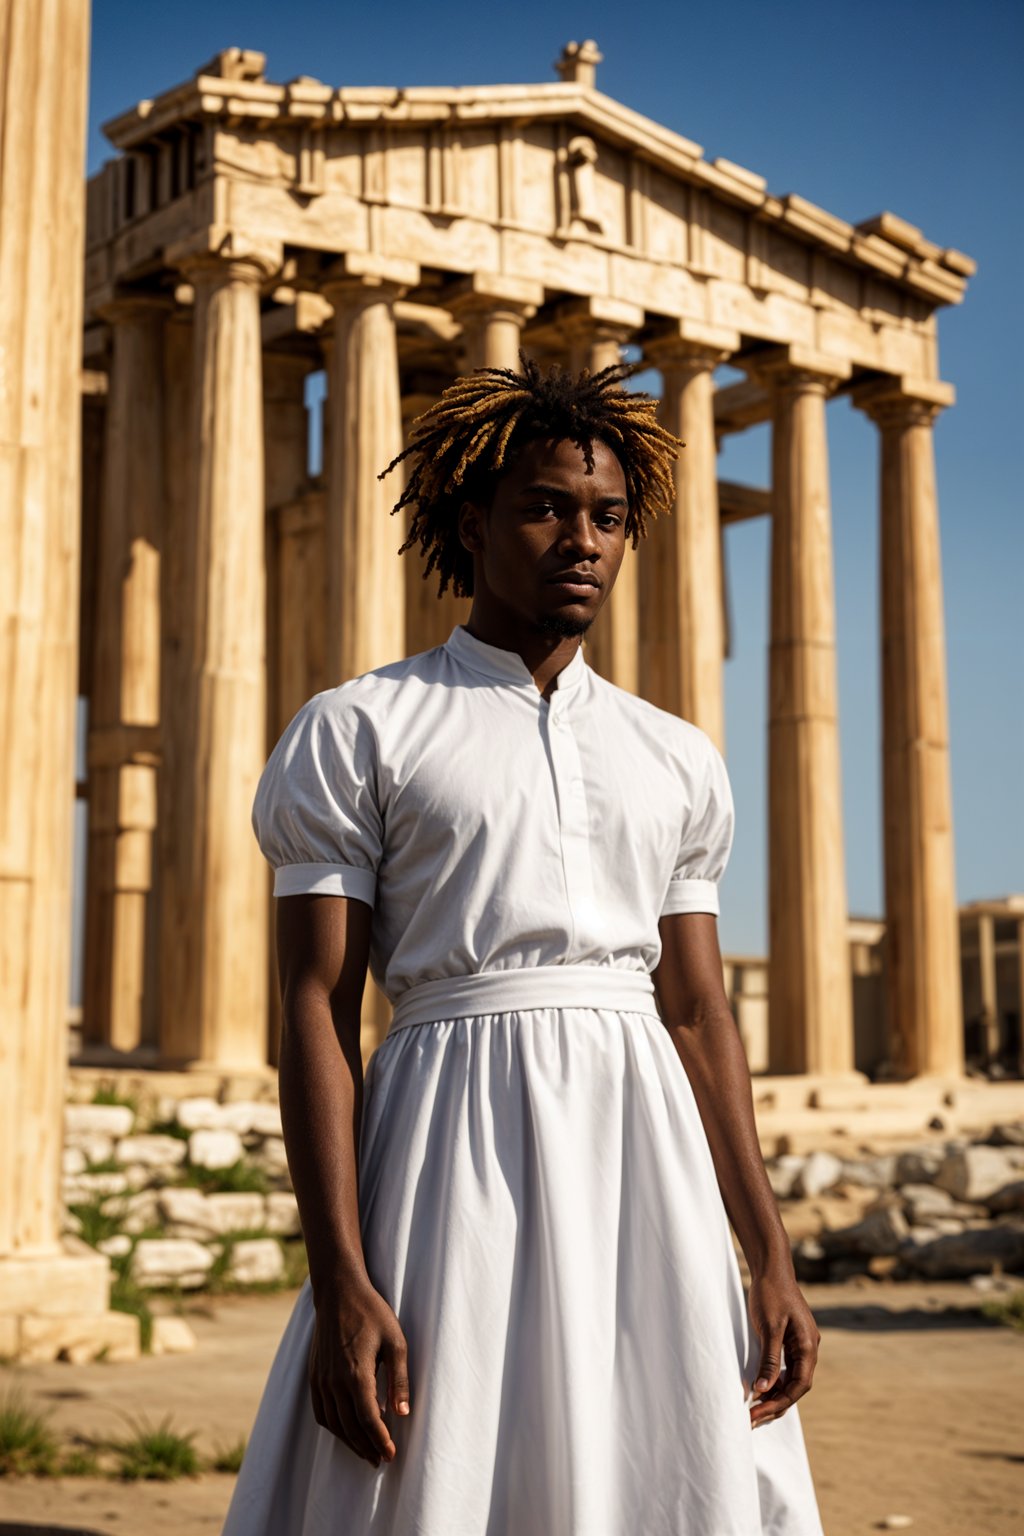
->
[1, 1279, 1022, 1535]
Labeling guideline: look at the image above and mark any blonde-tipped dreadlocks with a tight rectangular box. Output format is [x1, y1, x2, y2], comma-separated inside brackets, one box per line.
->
[378, 354, 683, 599]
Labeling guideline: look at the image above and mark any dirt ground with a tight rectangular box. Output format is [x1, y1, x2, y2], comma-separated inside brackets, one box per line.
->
[2, 1279, 1022, 1536]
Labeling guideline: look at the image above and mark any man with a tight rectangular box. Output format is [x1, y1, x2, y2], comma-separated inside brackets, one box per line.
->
[222, 359, 825, 1535]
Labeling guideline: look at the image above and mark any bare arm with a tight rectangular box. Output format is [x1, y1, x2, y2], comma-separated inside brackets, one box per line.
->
[652, 911, 820, 1427]
[276, 893, 410, 1465]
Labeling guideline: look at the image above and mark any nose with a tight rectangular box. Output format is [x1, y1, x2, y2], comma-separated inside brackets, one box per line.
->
[557, 509, 601, 562]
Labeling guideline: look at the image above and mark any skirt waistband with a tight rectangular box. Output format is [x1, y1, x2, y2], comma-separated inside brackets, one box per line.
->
[387, 965, 659, 1034]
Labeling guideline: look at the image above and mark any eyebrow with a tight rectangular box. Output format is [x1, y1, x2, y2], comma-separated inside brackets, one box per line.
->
[519, 482, 628, 507]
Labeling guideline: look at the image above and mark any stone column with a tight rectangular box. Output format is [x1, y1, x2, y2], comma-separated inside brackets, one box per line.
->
[159, 250, 275, 1069]
[322, 256, 418, 684]
[263, 351, 311, 743]
[854, 378, 964, 1079]
[401, 389, 469, 655]
[0, 0, 138, 1360]
[640, 323, 737, 749]
[445, 274, 542, 372]
[756, 348, 854, 1076]
[82, 296, 167, 1055]
[555, 298, 644, 695]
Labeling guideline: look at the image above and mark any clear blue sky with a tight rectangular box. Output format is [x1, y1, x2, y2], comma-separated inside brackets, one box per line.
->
[84, 0, 1023, 961]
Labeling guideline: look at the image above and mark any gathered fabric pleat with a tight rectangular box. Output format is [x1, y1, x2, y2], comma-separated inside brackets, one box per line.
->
[222, 1007, 823, 1536]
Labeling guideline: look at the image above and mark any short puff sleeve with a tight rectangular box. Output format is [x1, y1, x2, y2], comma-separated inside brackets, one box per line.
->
[660, 734, 735, 918]
[251, 690, 382, 906]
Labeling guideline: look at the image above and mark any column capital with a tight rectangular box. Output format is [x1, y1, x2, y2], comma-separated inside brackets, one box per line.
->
[440, 272, 544, 321]
[748, 344, 851, 395]
[93, 289, 173, 327]
[169, 231, 282, 286]
[851, 374, 955, 428]
[321, 253, 420, 307]
[643, 319, 739, 372]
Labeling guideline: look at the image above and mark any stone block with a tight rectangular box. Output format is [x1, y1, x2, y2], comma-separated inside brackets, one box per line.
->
[64, 1132, 115, 1165]
[62, 1146, 87, 1176]
[150, 1315, 198, 1355]
[205, 1193, 266, 1234]
[257, 1136, 290, 1176]
[227, 1238, 284, 1285]
[176, 1096, 225, 1130]
[898, 1183, 980, 1223]
[987, 1181, 1024, 1214]
[98, 1234, 133, 1258]
[116, 1134, 188, 1168]
[188, 1128, 244, 1169]
[132, 1238, 215, 1289]
[119, 1189, 162, 1235]
[265, 1192, 302, 1237]
[63, 1171, 129, 1203]
[838, 1154, 898, 1188]
[158, 1187, 216, 1237]
[821, 1200, 910, 1257]
[902, 1220, 1024, 1279]
[794, 1150, 844, 1198]
[894, 1146, 946, 1185]
[18, 1309, 140, 1363]
[0, 1252, 110, 1317]
[65, 1103, 135, 1138]
[935, 1145, 1022, 1203]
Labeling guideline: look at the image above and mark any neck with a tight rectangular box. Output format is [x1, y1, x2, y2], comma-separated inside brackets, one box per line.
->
[464, 599, 584, 699]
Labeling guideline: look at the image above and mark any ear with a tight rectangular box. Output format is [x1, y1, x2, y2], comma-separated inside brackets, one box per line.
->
[458, 498, 487, 555]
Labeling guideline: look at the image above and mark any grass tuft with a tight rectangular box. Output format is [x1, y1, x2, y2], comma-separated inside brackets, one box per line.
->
[91, 1086, 139, 1113]
[67, 1197, 126, 1251]
[980, 1286, 1024, 1332]
[60, 1443, 103, 1477]
[109, 1413, 200, 1481]
[0, 1391, 59, 1476]
[180, 1159, 269, 1196]
[210, 1435, 247, 1473]
[109, 1270, 154, 1353]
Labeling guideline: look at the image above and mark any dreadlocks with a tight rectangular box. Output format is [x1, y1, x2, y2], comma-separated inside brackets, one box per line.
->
[378, 354, 683, 599]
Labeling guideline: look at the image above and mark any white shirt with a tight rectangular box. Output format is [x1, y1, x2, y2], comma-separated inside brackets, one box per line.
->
[251, 624, 735, 1002]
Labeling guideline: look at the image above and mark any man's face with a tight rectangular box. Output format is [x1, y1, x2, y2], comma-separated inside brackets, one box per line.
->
[458, 436, 628, 638]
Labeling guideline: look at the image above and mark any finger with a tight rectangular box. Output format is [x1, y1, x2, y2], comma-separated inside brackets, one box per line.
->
[310, 1377, 349, 1449]
[383, 1333, 411, 1418]
[338, 1390, 384, 1466]
[753, 1327, 785, 1395]
[353, 1370, 396, 1462]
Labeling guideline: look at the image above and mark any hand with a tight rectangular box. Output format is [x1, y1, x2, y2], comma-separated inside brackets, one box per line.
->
[747, 1270, 820, 1429]
[308, 1278, 411, 1466]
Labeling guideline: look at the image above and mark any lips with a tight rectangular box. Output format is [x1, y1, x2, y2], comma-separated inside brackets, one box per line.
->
[547, 571, 601, 593]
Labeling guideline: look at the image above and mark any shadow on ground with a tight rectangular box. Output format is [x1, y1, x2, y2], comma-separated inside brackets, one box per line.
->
[809, 1302, 1007, 1330]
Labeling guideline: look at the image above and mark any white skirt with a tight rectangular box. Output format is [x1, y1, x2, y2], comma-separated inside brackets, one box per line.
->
[222, 993, 825, 1536]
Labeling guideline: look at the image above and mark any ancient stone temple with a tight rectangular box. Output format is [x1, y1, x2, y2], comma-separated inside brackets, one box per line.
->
[74, 40, 975, 1088]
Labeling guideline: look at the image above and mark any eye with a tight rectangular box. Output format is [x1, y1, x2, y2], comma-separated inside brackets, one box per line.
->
[595, 512, 623, 529]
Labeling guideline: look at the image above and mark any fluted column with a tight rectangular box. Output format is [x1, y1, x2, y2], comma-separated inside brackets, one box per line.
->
[854, 378, 963, 1079]
[445, 274, 542, 372]
[552, 298, 644, 694]
[160, 252, 274, 1069]
[322, 257, 417, 684]
[640, 324, 737, 748]
[401, 389, 469, 656]
[83, 297, 167, 1054]
[0, 0, 128, 1356]
[757, 348, 854, 1075]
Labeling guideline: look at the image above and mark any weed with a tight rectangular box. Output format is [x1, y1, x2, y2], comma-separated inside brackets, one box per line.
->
[0, 1390, 59, 1476]
[60, 1444, 103, 1476]
[180, 1160, 269, 1196]
[109, 1413, 200, 1481]
[210, 1436, 247, 1474]
[91, 1086, 139, 1113]
[146, 1118, 191, 1142]
[980, 1286, 1024, 1332]
[109, 1270, 154, 1353]
[67, 1197, 125, 1251]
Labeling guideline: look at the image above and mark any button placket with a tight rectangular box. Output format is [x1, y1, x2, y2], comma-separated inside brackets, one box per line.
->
[543, 698, 596, 957]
